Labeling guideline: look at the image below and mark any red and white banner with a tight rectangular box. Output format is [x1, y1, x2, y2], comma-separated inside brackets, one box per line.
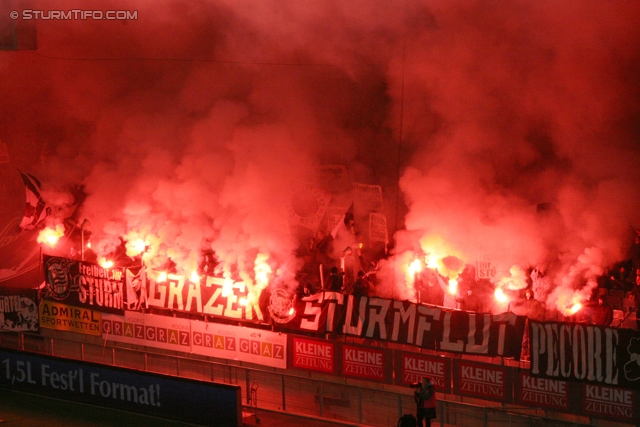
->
[582, 384, 636, 423]
[454, 360, 511, 403]
[516, 372, 570, 411]
[341, 344, 388, 382]
[290, 336, 335, 373]
[395, 352, 451, 393]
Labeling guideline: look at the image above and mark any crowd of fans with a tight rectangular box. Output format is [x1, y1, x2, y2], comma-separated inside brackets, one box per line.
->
[294, 227, 640, 330]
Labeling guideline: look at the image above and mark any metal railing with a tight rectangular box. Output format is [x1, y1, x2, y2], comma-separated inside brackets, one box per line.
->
[0, 331, 617, 427]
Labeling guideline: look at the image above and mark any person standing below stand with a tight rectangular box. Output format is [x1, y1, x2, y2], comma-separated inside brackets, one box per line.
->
[413, 377, 437, 427]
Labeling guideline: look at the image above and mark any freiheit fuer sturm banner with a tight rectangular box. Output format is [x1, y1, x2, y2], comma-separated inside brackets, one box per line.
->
[276, 292, 526, 359]
[42, 255, 124, 315]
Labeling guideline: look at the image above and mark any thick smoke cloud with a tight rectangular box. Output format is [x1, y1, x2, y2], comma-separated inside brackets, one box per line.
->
[1, 0, 639, 313]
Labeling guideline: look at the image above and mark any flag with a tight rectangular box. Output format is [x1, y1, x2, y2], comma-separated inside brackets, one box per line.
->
[18, 170, 50, 230]
[330, 203, 355, 239]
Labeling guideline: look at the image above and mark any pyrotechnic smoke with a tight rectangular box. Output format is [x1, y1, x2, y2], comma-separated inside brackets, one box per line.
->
[0, 0, 638, 314]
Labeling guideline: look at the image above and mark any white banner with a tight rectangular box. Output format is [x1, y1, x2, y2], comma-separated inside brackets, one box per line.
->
[369, 212, 388, 244]
[190, 321, 286, 369]
[101, 311, 191, 353]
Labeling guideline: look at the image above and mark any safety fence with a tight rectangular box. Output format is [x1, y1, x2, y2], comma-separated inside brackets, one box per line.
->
[0, 331, 621, 427]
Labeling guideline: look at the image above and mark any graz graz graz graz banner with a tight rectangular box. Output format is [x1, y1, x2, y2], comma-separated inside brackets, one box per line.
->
[277, 292, 526, 359]
[529, 320, 640, 389]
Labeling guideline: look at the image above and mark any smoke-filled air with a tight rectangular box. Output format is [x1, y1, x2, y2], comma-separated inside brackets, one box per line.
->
[1, 0, 639, 317]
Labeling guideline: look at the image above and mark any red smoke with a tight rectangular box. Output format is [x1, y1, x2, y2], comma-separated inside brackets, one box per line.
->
[1, 0, 639, 314]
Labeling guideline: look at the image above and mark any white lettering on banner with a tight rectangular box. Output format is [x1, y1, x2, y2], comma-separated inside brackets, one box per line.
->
[415, 306, 441, 347]
[146, 275, 263, 321]
[296, 295, 523, 358]
[40, 364, 83, 392]
[293, 339, 332, 371]
[440, 312, 463, 351]
[343, 346, 384, 379]
[460, 382, 503, 396]
[404, 358, 445, 376]
[344, 349, 382, 365]
[466, 314, 490, 354]
[462, 366, 504, 384]
[366, 298, 390, 339]
[521, 391, 567, 407]
[343, 296, 367, 335]
[0, 296, 21, 313]
[391, 302, 418, 344]
[522, 376, 566, 394]
[585, 385, 634, 419]
[300, 293, 323, 330]
[78, 276, 124, 310]
[520, 374, 569, 408]
[89, 372, 160, 406]
[586, 385, 632, 404]
[294, 355, 332, 370]
[585, 401, 634, 418]
[403, 356, 446, 387]
[185, 281, 202, 312]
[323, 292, 343, 332]
[530, 322, 619, 385]
[491, 312, 517, 355]
[296, 341, 332, 358]
[459, 364, 506, 397]
[344, 364, 383, 377]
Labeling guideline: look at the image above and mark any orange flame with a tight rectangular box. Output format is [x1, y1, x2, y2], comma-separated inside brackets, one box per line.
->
[99, 258, 114, 268]
[37, 225, 65, 247]
[425, 253, 439, 270]
[189, 271, 200, 283]
[569, 303, 582, 315]
[448, 278, 458, 296]
[408, 258, 422, 276]
[494, 288, 509, 304]
[221, 277, 234, 298]
[126, 238, 147, 257]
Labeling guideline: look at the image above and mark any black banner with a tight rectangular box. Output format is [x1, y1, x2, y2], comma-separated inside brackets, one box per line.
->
[529, 320, 640, 389]
[42, 256, 124, 314]
[276, 292, 526, 359]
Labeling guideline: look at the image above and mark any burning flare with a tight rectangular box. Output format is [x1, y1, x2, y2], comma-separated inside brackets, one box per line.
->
[408, 258, 422, 276]
[448, 278, 458, 296]
[99, 258, 114, 269]
[37, 225, 65, 247]
[494, 288, 509, 304]
[569, 303, 582, 315]
[190, 271, 200, 283]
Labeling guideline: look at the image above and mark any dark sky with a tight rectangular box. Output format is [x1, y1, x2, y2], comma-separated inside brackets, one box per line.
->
[1, 0, 639, 312]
